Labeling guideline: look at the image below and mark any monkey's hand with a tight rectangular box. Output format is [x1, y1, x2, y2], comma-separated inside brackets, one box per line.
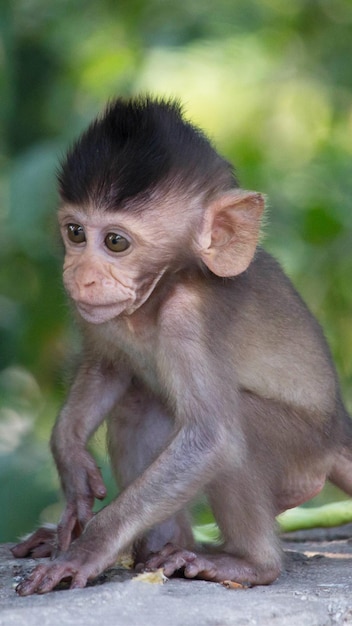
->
[16, 523, 114, 596]
[56, 449, 107, 552]
[11, 451, 106, 559]
[11, 526, 58, 559]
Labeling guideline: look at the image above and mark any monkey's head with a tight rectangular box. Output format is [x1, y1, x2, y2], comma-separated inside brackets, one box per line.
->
[58, 97, 264, 324]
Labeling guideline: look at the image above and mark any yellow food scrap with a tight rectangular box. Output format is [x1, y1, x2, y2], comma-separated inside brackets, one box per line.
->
[117, 553, 134, 569]
[132, 568, 168, 584]
[222, 580, 247, 590]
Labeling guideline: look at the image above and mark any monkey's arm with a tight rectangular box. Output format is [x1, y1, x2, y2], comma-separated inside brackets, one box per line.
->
[13, 358, 131, 557]
[16, 413, 227, 595]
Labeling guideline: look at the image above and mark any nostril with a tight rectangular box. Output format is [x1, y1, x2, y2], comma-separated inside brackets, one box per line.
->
[84, 280, 96, 288]
[76, 279, 96, 299]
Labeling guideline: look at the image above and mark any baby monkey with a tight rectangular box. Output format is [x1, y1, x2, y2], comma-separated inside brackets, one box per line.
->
[13, 97, 352, 594]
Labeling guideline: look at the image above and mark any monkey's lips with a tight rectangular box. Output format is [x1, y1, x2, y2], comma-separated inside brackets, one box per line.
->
[76, 300, 131, 324]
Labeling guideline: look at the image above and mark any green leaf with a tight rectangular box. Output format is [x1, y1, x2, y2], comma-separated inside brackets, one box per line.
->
[301, 207, 343, 246]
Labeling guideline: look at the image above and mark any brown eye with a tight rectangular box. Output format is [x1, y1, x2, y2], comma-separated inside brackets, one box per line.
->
[105, 233, 130, 253]
[67, 224, 86, 244]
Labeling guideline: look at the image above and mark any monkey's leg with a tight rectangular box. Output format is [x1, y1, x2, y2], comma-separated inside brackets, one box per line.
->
[107, 382, 194, 563]
[329, 449, 352, 496]
[146, 469, 281, 586]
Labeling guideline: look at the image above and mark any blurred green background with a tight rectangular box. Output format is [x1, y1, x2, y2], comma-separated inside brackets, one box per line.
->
[0, 0, 351, 542]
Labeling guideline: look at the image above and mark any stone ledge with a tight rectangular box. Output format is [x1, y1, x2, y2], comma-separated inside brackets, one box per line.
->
[1, 537, 352, 626]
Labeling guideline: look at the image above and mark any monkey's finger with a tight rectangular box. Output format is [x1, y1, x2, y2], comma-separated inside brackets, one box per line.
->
[144, 555, 166, 569]
[35, 563, 75, 594]
[184, 559, 218, 580]
[16, 564, 51, 596]
[76, 501, 94, 529]
[70, 571, 89, 590]
[11, 527, 57, 558]
[145, 546, 202, 578]
[28, 560, 81, 595]
[30, 543, 56, 559]
[162, 550, 203, 578]
[57, 510, 77, 552]
[11, 541, 36, 558]
[87, 467, 107, 500]
[146, 544, 194, 569]
[146, 555, 190, 576]
[151, 543, 181, 560]
[162, 555, 190, 577]
[142, 555, 163, 569]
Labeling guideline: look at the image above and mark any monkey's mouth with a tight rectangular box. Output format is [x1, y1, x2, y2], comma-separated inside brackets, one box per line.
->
[76, 300, 131, 324]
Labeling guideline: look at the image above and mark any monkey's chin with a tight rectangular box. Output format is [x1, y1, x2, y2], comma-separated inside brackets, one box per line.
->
[76, 301, 130, 324]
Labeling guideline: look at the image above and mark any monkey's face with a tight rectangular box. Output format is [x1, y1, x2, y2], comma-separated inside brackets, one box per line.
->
[58, 203, 193, 325]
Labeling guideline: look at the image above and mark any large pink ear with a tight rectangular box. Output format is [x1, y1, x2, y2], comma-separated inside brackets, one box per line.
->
[196, 190, 264, 277]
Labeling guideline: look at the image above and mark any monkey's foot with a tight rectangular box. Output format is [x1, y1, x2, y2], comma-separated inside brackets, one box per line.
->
[142, 544, 280, 586]
[11, 526, 57, 559]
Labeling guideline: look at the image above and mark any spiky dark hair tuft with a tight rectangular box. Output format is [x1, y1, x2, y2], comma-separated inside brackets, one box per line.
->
[58, 96, 237, 210]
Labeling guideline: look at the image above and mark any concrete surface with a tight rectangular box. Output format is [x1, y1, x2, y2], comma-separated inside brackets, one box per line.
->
[1, 531, 352, 626]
